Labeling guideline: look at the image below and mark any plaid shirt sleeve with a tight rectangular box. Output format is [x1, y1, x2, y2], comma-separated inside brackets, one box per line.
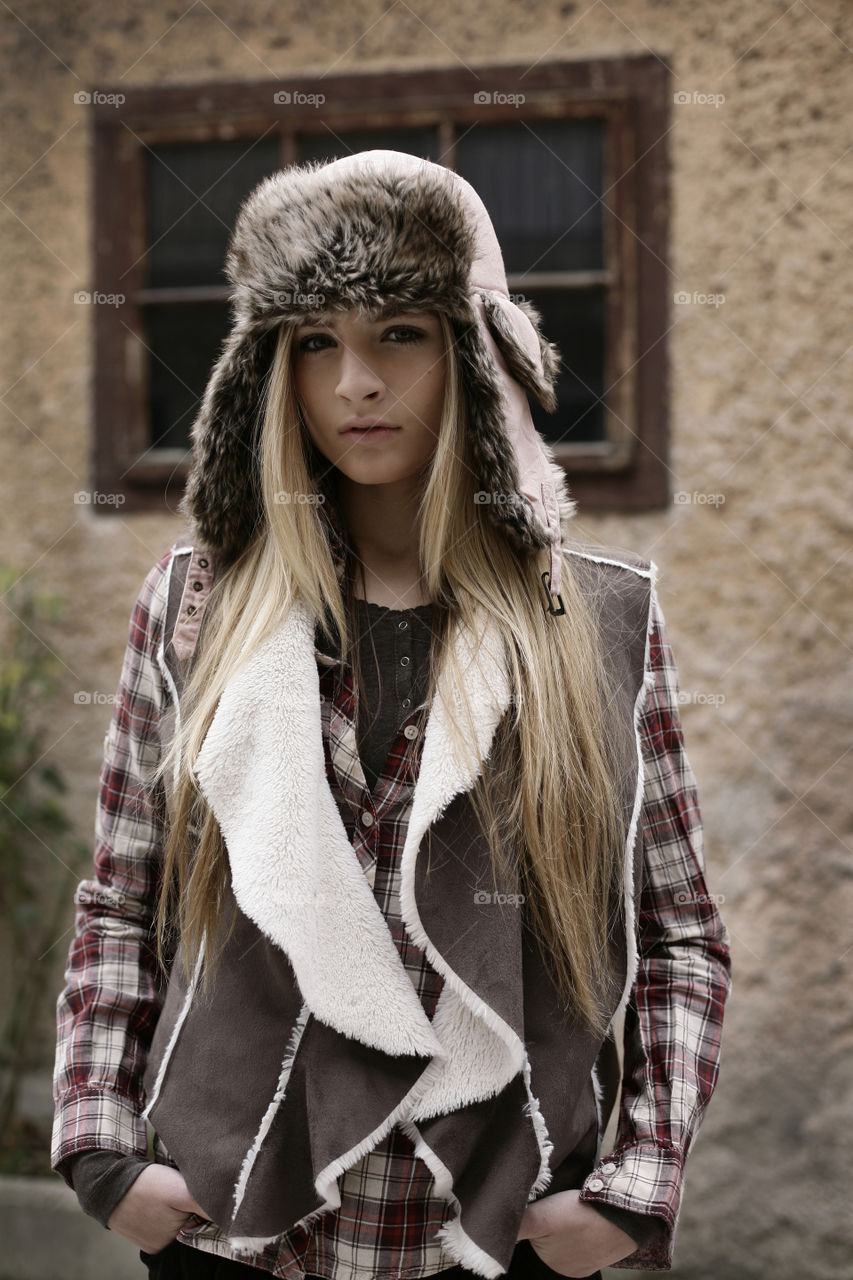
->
[51, 549, 174, 1186]
[577, 582, 732, 1270]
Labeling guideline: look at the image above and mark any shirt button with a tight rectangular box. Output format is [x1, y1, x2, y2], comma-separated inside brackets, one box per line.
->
[403, 725, 418, 739]
[397, 619, 408, 630]
[401, 698, 411, 708]
[360, 811, 374, 827]
[400, 655, 410, 667]
[587, 1178, 604, 1193]
[600, 1162, 617, 1176]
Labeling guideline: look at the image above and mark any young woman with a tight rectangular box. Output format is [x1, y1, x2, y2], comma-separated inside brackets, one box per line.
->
[52, 151, 731, 1280]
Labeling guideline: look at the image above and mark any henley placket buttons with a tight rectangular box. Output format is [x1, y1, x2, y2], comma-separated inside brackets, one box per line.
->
[403, 724, 418, 740]
[360, 811, 374, 827]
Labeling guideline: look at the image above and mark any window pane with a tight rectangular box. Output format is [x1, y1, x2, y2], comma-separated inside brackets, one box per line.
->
[523, 288, 606, 444]
[296, 127, 440, 165]
[145, 137, 282, 288]
[456, 119, 604, 273]
[145, 302, 231, 451]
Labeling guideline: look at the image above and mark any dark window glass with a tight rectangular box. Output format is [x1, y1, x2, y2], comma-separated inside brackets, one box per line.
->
[145, 303, 231, 451]
[524, 287, 606, 445]
[145, 137, 282, 288]
[455, 119, 604, 272]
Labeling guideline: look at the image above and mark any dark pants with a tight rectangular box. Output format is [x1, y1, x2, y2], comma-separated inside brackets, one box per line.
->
[140, 1237, 602, 1278]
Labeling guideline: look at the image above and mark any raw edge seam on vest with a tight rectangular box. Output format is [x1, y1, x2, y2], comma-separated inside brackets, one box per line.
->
[521, 1049, 554, 1198]
[610, 558, 660, 1032]
[157, 545, 187, 805]
[141, 940, 205, 1122]
[229, 1000, 312, 1235]
[564, 548, 654, 579]
[591, 1057, 605, 1164]
[398, 1118, 505, 1280]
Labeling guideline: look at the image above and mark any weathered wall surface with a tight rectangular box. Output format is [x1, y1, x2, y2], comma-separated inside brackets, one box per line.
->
[1, 2, 851, 1276]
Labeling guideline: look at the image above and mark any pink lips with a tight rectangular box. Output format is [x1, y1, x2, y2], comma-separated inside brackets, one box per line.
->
[339, 418, 402, 441]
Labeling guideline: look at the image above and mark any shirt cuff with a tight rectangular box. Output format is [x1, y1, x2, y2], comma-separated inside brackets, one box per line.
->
[51, 1087, 149, 1189]
[578, 1141, 685, 1270]
[68, 1149, 150, 1228]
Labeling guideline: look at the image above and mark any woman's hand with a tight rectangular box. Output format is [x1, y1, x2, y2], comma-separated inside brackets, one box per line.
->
[106, 1164, 213, 1254]
[516, 1189, 638, 1278]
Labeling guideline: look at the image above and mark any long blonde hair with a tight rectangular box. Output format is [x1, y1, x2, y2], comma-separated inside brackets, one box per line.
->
[153, 313, 631, 1034]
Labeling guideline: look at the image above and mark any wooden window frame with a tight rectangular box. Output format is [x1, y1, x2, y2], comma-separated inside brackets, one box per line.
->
[90, 54, 670, 514]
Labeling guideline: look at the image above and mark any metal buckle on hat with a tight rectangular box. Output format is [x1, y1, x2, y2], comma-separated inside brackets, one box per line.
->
[540, 571, 565, 617]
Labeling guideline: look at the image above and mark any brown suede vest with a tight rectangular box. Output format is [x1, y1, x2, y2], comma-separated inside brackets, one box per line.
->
[141, 536, 652, 1275]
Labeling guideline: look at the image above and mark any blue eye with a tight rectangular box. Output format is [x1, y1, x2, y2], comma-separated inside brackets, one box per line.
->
[385, 326, 425, 344]
[297, 333, 332, 353]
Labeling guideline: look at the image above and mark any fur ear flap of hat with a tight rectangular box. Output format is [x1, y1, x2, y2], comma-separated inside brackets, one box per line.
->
[178, 149, 575, 598]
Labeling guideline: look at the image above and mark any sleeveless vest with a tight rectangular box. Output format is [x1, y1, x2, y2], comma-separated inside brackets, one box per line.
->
[140, 536, 654, 1278]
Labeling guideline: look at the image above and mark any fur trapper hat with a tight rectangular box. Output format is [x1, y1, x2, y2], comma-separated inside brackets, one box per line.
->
[178, 149, 575, 601]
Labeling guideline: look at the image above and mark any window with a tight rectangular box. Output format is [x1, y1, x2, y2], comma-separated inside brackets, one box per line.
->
[90, 56, 670, 513]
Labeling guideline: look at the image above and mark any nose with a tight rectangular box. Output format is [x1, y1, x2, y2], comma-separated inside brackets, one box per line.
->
[334, 341, 385, 403]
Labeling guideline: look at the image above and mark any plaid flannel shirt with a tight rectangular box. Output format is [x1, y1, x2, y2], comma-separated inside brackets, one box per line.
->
[52, 546, 731, 1277]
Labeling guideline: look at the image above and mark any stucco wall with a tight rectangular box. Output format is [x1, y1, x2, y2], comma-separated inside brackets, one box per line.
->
[1, 2, 851, 1276]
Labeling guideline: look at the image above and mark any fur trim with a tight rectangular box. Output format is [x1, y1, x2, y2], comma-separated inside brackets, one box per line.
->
[480, 289, 561, 412]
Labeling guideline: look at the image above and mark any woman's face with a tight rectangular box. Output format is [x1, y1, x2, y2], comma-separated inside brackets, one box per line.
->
[292, 308, 446, 489]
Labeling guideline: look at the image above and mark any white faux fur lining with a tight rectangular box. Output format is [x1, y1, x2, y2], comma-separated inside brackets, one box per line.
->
[191, 598, 531, 1131]
[192, 598, 443, 1062]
